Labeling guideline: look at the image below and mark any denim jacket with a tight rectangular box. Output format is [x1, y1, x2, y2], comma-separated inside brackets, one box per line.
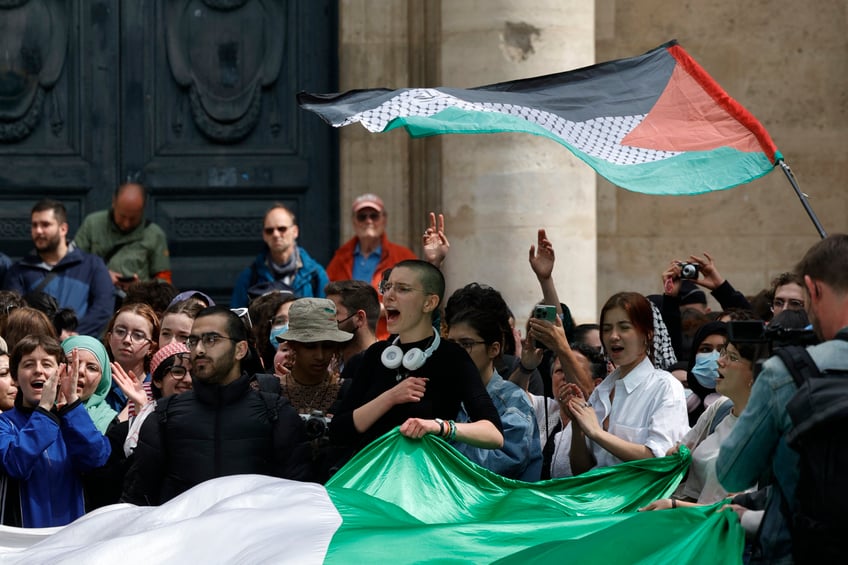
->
[456, 371, 542, 482]
[716, 331, 848, 563]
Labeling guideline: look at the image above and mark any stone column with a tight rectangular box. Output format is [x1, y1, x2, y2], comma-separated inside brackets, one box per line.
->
[439, 1, 597, 326]
[338, 0, 415, 247]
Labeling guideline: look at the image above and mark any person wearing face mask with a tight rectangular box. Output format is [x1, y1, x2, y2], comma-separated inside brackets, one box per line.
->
[247, 289, 296, 372]
[686, 322, 727, 426]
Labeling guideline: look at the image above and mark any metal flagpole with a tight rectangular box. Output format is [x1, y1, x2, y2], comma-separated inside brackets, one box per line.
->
[778, 160, 827, 239]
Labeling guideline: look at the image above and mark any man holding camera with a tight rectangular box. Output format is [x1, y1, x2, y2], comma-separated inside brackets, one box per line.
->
[122, 306, 310, 505]
[717, 234, 848, 564]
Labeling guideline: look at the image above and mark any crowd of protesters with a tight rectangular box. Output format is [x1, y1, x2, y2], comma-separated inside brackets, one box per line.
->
[1, 190, 843, 564]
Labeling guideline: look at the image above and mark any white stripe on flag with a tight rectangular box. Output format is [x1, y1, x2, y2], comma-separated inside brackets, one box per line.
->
[341, 88, 680, 165]
[0, 475, 341, 564]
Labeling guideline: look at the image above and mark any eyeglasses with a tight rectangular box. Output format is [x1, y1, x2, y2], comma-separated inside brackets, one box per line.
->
[379, 282, 429, 296]
[355, 211, 382, 222]
[771, 298, 805, 312]
[263, 225, 292, 236]
[450, 338, 487, 352]
[186, 333, 240, 350]
[718, 348, 742, 363]
[167, 365, 189, 379]
[112, 326, 152, 344]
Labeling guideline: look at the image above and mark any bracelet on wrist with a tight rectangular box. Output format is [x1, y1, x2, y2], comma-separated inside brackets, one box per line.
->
[518, 362, 535, 374]
[671, 498, 677, 509]
[434, 418, 446, 437]
[448, 420, 457, 441]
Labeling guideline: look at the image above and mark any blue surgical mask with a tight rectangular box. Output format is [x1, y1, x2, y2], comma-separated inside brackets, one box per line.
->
[269, 324, 289, 350]
[692, 351, 720, 389]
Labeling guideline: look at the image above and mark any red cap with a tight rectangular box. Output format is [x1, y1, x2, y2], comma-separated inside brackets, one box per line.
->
[352, 193, 384, 214]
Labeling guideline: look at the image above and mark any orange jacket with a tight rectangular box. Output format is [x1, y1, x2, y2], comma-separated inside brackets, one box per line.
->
[326, 233, 417, 339]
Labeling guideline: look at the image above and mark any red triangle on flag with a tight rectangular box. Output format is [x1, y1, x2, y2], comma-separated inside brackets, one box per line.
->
[621, 63, 762, 155]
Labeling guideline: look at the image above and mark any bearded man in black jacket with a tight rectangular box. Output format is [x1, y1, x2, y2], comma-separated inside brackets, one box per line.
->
[122, 306, 309, 505]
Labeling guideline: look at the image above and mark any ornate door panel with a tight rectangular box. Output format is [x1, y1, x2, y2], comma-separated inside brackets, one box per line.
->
[123, 0, 338, 300]
[0, 0, 118, 256]
[1, 0, 338, 302]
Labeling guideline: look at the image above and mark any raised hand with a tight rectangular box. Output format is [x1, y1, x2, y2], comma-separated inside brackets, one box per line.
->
[527, 315, 568, 354]
[519, 337, 543, 372]
[111, 361, 148, 410]
[686, 251, 725, 291]
[422, 212, 450, 268]
[528, 228, 555, 281]
[662, 261, 682, 296]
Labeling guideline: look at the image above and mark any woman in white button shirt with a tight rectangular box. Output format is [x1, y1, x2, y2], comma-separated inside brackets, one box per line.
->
[567, 292, 689, 474]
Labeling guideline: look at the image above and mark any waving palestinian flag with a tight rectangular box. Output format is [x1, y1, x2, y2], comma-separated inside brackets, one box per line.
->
[298, 40, 781, 195]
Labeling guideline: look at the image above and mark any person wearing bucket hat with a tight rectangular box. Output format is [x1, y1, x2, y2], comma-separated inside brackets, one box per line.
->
[277, 298, 352, 415]
[62, 335, 118, 433]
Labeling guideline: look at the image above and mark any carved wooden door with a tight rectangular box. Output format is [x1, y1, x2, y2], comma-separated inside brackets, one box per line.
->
[0, 0, 338, 302]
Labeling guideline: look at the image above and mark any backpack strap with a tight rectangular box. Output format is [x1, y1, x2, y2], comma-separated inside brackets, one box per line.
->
[774, 346, 819, 390]
[776, 344, 848, 445]
[254, 373, 282, 396]
[540, 420, 564, 480]
[32, 271, 58, 294]
[708, 398, 735, 435]
[249, 374, 281, 423]
[249, 261, 260, 288]
[156, 395, 173, 426]
[257, 391, 279, 423]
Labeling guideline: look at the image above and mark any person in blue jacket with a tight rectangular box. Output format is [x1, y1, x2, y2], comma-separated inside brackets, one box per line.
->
[2, 199, 115, 337]
[230, 203, 328, 307]
[0, 334, 111, 527]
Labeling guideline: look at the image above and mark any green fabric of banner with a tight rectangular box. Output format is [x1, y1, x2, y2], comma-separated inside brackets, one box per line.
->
[324, 429, 744, 564]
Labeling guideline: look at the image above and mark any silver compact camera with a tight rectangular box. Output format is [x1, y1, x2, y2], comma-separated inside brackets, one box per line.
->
[678, 262, 700, 280]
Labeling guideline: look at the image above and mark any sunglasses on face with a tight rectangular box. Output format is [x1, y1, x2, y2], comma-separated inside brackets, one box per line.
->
[355, 211, 382, 222]
[263, 225, 292, 235]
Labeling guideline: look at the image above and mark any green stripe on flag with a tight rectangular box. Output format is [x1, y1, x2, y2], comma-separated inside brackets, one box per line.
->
[384, 107, 779, 195]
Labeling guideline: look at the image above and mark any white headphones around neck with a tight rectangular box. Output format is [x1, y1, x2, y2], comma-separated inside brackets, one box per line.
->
[381, 327, 441, 372]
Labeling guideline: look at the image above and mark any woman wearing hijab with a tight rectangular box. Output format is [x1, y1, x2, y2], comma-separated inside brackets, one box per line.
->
[686, 321, 727, 426]
[61, 335, 117, 433]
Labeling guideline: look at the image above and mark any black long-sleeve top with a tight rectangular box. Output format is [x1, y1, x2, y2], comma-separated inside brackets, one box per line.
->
[330, 337, 503, 450]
